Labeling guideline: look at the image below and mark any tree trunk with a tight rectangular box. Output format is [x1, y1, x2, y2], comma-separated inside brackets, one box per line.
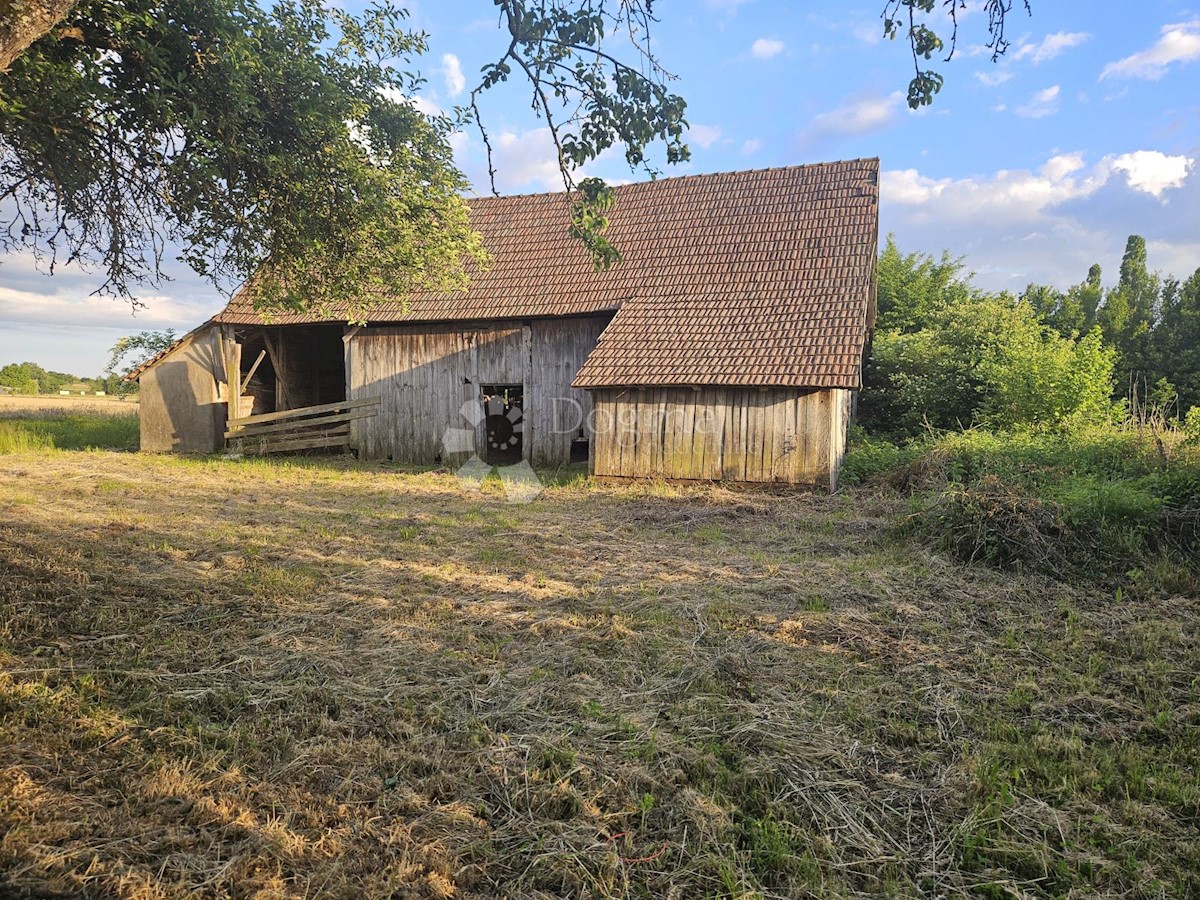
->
[0, 0, 78, 73]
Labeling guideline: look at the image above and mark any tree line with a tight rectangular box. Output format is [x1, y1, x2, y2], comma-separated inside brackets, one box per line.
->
[861, 235, 1200, 437]
[0, 361, 126, 396]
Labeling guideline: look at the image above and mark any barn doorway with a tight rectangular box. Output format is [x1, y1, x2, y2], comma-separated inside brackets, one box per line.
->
[481, 384, 524, 465]
[236, 324, 346, 416]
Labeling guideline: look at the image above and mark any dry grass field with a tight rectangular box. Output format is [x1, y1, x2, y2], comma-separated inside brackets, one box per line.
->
[1, 443, 1198, 897]
[0, 394, 139, 416]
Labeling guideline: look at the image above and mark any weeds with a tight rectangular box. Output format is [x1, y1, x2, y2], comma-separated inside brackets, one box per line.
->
[0, 399, 138, 452]
[846, 427, 1200, 590]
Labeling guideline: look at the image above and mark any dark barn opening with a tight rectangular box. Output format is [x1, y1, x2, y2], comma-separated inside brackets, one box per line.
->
[481, 384, 524, 465]
[234, 324, 347, 416]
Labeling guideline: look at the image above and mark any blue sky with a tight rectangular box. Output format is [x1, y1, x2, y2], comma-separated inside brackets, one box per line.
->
[2, 0, 1198, 374]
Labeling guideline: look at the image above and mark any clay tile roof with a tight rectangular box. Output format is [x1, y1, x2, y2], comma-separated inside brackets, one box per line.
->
[214, 158, 880, 389]
[571, 159, 879, 390]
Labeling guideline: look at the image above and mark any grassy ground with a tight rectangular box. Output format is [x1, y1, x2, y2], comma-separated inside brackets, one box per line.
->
[0, 395, 138, 452]
[1, 433, 1198, 896]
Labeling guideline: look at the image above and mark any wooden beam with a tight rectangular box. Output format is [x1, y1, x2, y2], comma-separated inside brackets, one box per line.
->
[262, 331, 288, 410]
[227, 395, 380, 427]
[239, 430, 352, 455]
[224, 334, 241, 425]
[224, 407, 379, 440]
[239, 350, 267, 395]
[214, 331, 227, 387]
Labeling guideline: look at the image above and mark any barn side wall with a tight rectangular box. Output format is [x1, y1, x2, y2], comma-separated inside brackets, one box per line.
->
[590, 386, 854, 488]
[139, 328, 224, 453]
[346, 316, 609, 466]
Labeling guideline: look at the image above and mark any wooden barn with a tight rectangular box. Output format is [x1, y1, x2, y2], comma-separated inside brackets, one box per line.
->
[132, 158, 879, 488]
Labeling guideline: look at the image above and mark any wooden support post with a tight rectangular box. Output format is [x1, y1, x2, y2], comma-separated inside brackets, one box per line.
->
[262, 331, 288, 411]
[222, 328, 242, 428]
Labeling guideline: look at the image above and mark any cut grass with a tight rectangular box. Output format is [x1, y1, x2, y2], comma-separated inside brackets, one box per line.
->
[0, 448, 1197, 898]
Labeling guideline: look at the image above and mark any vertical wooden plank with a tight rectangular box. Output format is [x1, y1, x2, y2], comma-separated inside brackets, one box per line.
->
[815, 390, 832, 487]
[714, 389, 730, 481]
[521, 322, 533, 462]
[774, 391, 794, 483]
[721, 388, 738, 481]
[645, 389, 661, 477]
[656, 389, 670, 478]
[795, 390, 810, 484]
[593, 391, 609, 474]
[613, 392, 628, 476]
[739, 390, 754, 482]
[691, 389, 709, 480]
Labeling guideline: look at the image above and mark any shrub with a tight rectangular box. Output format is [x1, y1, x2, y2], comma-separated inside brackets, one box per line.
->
[909, 475, 1067, 570]
[862, 426, 1200, 589]
[1184, 407, 1200, 444]
[839, 431, 921, 486]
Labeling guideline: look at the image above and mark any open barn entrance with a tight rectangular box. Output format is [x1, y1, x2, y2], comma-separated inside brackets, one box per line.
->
[481, 384, 524, 465]
[234, 324, 346, 417]
[220, 323, 372, 456]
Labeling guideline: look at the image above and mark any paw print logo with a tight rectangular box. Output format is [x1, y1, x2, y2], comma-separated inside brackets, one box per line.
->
[441, 393, 543, 504]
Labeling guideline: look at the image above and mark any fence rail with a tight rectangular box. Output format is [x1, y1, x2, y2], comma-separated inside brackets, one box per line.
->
[225, 396, 379, 455]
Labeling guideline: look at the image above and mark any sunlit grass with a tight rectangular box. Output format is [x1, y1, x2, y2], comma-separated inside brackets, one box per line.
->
[0, 448, 1196, 898]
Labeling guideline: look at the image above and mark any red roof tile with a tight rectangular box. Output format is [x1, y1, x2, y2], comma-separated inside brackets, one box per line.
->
[214, 159, 880, 389]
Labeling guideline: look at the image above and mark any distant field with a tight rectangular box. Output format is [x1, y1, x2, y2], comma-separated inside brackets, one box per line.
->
[0, 394, 139, 415]
[0, 395, 138, 452]
[1, 440, 1197, 898]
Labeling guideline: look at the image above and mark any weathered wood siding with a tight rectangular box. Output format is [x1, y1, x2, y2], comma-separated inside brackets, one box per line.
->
[139, 328, 224, 453]
[346, 316, 609, 466]
[527, 317, 609, 465]
[590, 386, 854, 488]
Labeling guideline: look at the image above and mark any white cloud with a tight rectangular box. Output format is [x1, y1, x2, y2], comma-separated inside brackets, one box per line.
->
[489, 129, 564, 192]
[852, 21, 882, 45]
[800, 91, 905, 144]
[441, 53, 465, 98]
[0, 283, 192, 331]
[688, 125, 724, 149]
[408, 94, 442, 118]
[1107, 151, 1194, 197]
[881, 150, 1198, 289]
[1101, 19, 1200, 80]
[1015, 84, 1060, 118]
[750, 38, 785, 59]
[0, 248, 224, 374]
[885, 150, 1192, 217]
[974, 69, 1013, 87]
[1013, 31, 1091, 64]
[740, 138, 763, 156]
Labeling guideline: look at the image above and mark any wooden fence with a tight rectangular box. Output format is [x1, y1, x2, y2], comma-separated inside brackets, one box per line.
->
[225, 396, 380, 455]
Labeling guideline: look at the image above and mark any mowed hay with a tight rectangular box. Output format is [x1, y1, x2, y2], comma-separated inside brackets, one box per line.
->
[1, 452, 1198, 898]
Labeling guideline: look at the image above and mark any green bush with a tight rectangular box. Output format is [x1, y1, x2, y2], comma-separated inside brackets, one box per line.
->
[859, 426, 1200, 589]
[839, 431, 921, 485]
[1184, 407, 1200, 443]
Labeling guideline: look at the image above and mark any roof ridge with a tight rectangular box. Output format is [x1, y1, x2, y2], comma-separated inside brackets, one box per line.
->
[464, 158, 881, 203]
